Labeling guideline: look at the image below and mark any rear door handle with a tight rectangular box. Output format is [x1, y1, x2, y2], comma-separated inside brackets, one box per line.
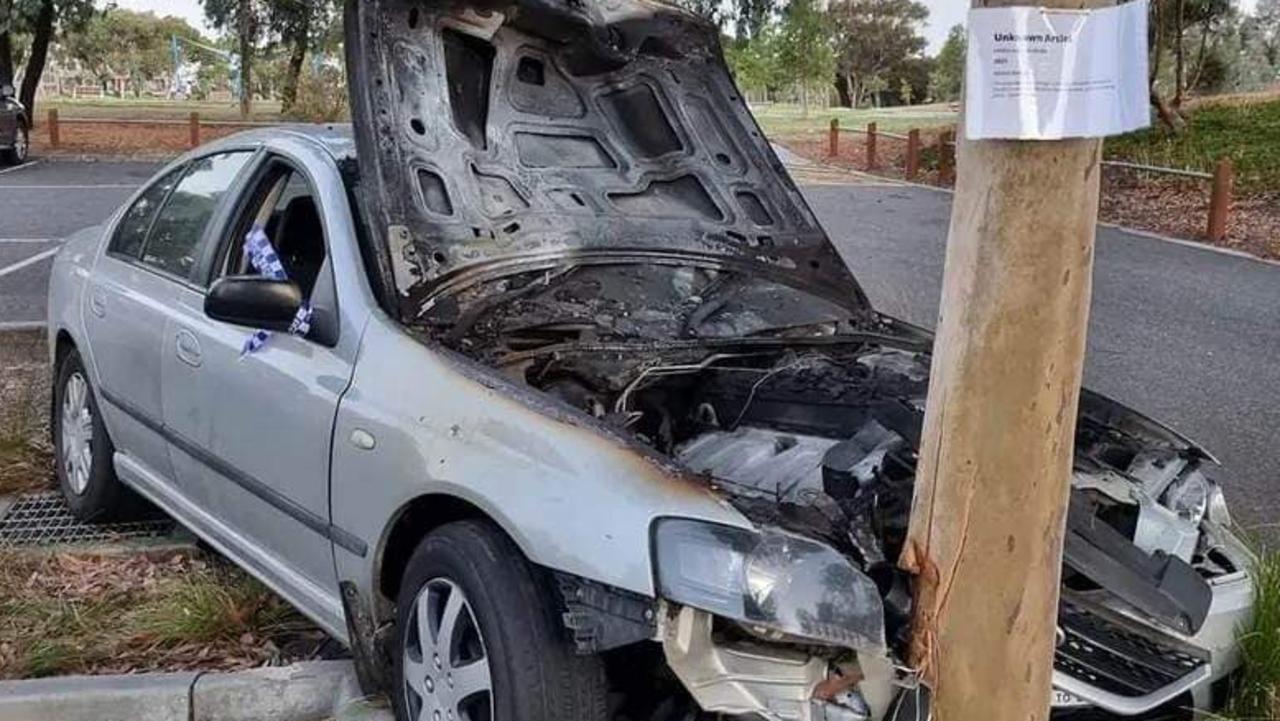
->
[175, 329, 202, 368]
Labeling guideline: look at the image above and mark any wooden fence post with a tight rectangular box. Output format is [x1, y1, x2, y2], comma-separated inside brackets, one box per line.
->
[866, 122, 878, 170]
[938, 129, 955, 185]
[906, 128, 921, 180]
[48, 109, 60, 149]
[828, 118, 839, 158]
[1207, 157, 1233, 242]
[189, 112, 201, 148]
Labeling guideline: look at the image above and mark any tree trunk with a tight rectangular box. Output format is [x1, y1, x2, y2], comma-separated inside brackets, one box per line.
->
[1150, 86, 1185, 132]
[1187, 20, 1210, 93]
[238, 0, 253, 119]
[0, 31, 13, 88]
[1174, 0, 1185, 108]
[898, 0, 1106, 718]
[280, 9, 312, 114]
[19, 0, 54, 126]
[800, 82, 809, 117]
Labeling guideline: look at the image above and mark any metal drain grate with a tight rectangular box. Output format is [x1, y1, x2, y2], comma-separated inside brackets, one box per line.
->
[0, 492, 176, 548]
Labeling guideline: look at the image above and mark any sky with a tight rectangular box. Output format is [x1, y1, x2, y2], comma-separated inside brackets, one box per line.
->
[110, 0, 1261, 55]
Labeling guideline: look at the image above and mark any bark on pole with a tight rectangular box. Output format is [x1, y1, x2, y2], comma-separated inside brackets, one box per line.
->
[897, 0, 1108, 719]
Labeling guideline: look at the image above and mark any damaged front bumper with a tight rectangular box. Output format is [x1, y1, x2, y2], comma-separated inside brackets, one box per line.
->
[655, 521, 1253, 721]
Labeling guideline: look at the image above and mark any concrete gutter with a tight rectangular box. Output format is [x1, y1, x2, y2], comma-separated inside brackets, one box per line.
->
[0, 661, 393, 721]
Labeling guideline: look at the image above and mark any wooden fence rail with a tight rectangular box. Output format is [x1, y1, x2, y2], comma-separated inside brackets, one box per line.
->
[46, 110, 285, 152]
[826, 117, 1234, 242]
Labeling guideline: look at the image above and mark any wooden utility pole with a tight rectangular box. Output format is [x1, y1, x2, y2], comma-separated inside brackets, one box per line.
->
[898, 1, 1109, 719]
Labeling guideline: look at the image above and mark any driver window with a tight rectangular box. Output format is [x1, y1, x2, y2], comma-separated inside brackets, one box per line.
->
[223, 166, 327, 299]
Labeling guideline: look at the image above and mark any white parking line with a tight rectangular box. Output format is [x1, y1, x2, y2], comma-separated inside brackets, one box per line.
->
[0, 184, 139, 190]
[0, 238, 58, 244]
[0, 247, 59, 279]
[0, 160, 39, 176]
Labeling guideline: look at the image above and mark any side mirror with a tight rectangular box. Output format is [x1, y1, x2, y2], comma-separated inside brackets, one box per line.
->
[205, 276, 302, 331]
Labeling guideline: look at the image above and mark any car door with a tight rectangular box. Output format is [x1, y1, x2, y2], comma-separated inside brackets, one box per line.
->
[82, 163, 192, 485]
[158, 155, 355, 629]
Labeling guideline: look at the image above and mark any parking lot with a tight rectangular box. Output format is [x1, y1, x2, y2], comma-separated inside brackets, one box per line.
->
[2, 158, 1278, 531]
[0, 160, 160, 326]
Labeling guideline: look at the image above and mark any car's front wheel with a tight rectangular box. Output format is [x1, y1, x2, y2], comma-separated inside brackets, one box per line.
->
[1, 121, 28, 165]
[53, 349, 145, 521]
[393, 520, 608, 721]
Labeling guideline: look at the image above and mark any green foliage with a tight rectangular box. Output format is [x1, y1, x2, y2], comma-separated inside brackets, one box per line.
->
[282, 64, 348, 122]
[725, 28, 785, 96]
[928, 25, 965, 103]
[1105, 98, 1280, 194]
[828, 0, 928, 108]
[898, 77, 913, 105]
[775, 0, 836, 111]
[1220, 538, 1280, 720]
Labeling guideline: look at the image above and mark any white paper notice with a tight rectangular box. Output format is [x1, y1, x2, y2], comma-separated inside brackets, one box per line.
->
[965, 0, 1150, 140]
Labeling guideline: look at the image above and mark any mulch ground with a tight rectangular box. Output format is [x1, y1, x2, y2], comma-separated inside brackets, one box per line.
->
[29, 120, 259, 157]
[0, 330, 53, 498]
[777, 132, 1280, 263]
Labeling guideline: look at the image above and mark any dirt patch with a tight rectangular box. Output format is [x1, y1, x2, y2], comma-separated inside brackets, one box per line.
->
[1100, 175, 1280, 260]
[0, 330, 54, 498]
[0, 549, 328, 678]
[30, 121, 263, 158]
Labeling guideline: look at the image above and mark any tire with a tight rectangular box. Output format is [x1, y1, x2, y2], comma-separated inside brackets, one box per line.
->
[52, 349, 145, 521]
[392, 520, 608, 721]
[1, 122, 28, 166]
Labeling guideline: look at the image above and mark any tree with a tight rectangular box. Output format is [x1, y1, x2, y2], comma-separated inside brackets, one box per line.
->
[733, 0, 775, 41]
[0, 0, 95, 121]
[928, 24, 965, 102]
[775, 0, 836, 115]
[1148, 0, 1232, 131]
[898, 76, 913, 105]
[725, 27, 785, 99]
[64, 10, 205, 96]
[828, 0, 928, 108]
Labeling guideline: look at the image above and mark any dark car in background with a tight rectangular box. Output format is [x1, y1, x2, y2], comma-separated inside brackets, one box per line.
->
[0, 83, 30, 166]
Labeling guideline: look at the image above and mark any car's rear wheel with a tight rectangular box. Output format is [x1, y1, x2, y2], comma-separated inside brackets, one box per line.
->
[1, 122, 28, 165]
[393, 520, 608, 721]
[53, 349, 145, 521]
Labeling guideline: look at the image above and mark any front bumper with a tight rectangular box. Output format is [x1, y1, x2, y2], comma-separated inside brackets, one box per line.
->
[660, 560, 1252, 721]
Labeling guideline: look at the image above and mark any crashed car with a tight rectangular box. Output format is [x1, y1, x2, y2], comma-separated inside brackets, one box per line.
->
[45, 0, 1251, 719]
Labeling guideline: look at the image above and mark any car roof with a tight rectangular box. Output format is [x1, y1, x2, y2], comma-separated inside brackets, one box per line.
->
[199, 123, 358, 162]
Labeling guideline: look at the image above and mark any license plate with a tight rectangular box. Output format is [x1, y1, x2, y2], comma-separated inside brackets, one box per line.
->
[1052, 689, 1090, 708]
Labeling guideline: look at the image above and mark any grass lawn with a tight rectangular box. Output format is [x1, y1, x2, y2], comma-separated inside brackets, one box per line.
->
[1104, 97, 1280, 195]
[750, 101, 958, 136]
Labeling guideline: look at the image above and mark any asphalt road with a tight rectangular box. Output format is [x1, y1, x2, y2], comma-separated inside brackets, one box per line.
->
[1, 160, 1276, 529]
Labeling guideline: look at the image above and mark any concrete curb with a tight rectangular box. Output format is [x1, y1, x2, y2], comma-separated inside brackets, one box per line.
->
[0, 661, 392, 721]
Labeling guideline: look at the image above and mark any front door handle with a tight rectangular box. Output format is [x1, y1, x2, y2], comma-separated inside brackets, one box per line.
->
[175, 329, 202, 368]
[88, 287, 106, 318]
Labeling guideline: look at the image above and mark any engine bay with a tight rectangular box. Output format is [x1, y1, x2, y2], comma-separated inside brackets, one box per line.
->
[424, 262, 1238, 663]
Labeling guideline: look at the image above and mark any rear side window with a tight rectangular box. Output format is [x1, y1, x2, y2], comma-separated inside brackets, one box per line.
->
[141, 151, 253, 280]
[110, 166, 185, 258]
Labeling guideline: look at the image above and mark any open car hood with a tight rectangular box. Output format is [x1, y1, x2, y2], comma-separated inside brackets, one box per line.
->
[344, 0, 868, 320]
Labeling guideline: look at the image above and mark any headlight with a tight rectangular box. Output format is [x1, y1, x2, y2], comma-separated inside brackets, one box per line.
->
[653, 518, 886, 650]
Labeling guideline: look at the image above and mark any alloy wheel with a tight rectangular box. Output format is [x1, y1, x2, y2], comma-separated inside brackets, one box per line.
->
[60, 371, 94, 495]
[13, 125, 27, 162]
[403, 578, 493, 721]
